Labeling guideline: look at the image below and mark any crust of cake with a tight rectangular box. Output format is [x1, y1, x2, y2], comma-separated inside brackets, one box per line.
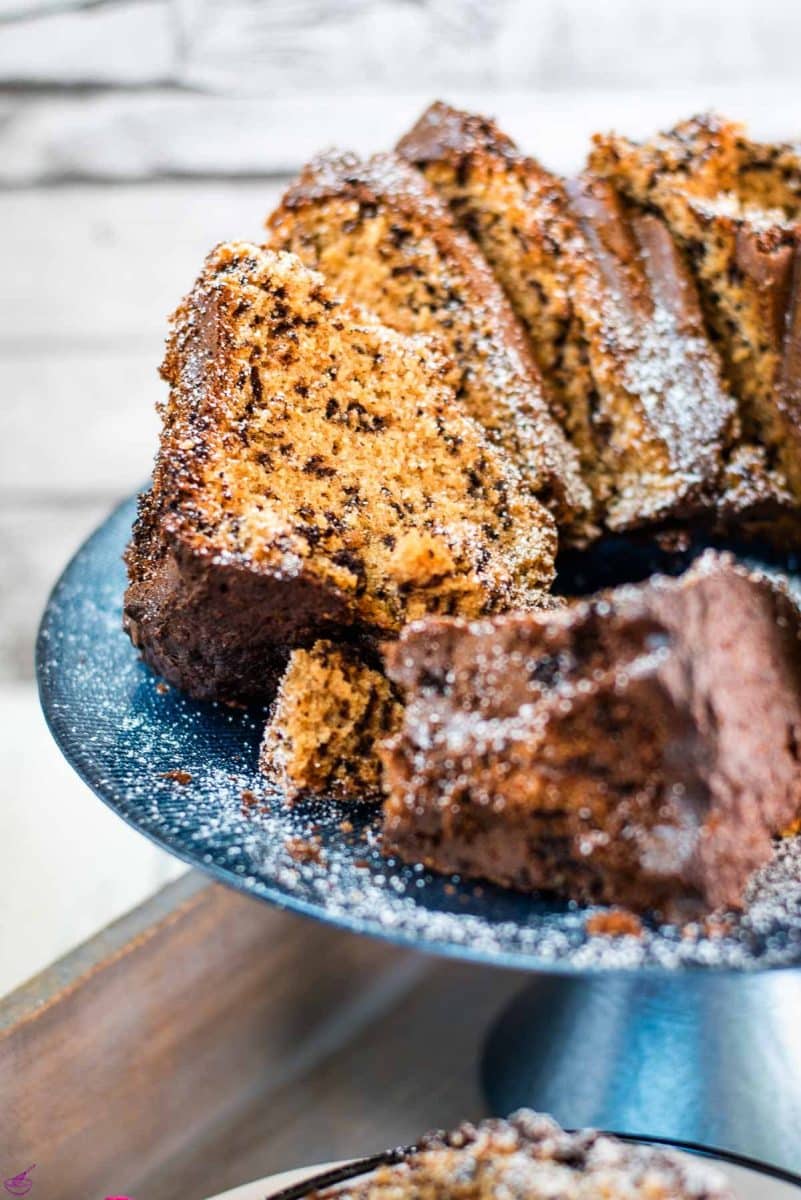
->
[381, 552, 801, 919]
[398, 102, 740, 535]
[590, 112, 801, 508]
[564, 174, 738, 531]
[265, 150, 591, 534]
[125, 243, 556, 700]
[398, 102, 602, 521]
[260, 640, 401, 800]
[312, 1110, 733, 1199]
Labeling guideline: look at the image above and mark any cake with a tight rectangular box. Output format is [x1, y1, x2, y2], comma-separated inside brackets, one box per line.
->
[124, 243, 557, 701]
[308, 1111, 733, 1199]
[260, 641, 401, 800]
[564, 173, 738, 532]
[398, 102, 740, 534]
[265, 150, 592, 536]
[590, 113, 801, 512]
[398, 103, 600, 499]
[381, 552, 801, 919]
[128, 105, 801, 921]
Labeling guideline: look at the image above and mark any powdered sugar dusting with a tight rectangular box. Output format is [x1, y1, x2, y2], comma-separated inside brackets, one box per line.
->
[690, 190, 796, 232]
[38, 499, 801, 973]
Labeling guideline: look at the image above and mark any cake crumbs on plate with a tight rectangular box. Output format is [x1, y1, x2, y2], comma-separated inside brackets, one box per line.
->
[586, 909, 644, 939]
[159, 769, 192, 785]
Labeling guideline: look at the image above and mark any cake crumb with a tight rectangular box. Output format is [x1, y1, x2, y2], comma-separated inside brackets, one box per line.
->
[703, 913, 735, 940]
[586, 910, 644, 938]
[159, 769, 192, 785]
[285, 835, 325, 865]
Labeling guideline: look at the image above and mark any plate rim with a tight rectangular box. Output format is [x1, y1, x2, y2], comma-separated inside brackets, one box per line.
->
[35, 494, 801, 977]
[209, 1137, 801, 1200]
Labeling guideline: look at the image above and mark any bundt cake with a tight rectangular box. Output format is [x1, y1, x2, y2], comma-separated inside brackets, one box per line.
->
[265, 150, 592, 537]
[260, 641, 401, 800]
[124, 243, 557, 701]
[381, 552, 801, 919]
[309, 1111, 733, 1199]
[565, 173, 739, 531]
[127, 103, 801, 921]
[398, 103, 600, 496]
[398, 102, 747, 534]
[590, 113, 801, 512]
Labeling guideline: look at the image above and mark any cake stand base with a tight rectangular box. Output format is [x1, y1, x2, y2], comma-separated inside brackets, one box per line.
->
[481, 971, 801, 1173]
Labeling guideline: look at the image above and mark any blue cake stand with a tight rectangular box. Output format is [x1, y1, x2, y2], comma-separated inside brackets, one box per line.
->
[37, 495, 801, 1172]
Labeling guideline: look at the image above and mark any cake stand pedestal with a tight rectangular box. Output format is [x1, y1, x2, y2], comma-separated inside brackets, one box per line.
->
[481, 970, 801, 1174]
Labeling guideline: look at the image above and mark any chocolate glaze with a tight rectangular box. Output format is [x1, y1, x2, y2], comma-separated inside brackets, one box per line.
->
[565, 174, 737, 526]
[124, 522, 355, 702]
[396, 99, 520, 165]
[634, 213, 706, 331]
[778, 236, 801, 480]
[382, 552, 801, 919]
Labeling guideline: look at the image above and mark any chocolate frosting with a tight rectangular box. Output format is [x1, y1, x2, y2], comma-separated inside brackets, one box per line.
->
[382, 553, 801, 918]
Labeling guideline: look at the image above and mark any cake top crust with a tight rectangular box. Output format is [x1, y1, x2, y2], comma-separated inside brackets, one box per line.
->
[589, 112, 801, 506]
[396, 99, 522, 167]
[128, 242, 557, 641]
[398, 102, 742, 533]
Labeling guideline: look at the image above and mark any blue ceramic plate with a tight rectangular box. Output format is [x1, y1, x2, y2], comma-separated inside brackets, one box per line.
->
[37, 496, 801, 972]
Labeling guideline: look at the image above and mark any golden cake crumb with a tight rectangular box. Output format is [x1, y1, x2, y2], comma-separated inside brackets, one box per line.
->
[261, 640, 403, 801]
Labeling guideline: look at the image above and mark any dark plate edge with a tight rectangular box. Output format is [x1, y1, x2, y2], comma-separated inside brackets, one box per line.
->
[32, 494, 801, 978]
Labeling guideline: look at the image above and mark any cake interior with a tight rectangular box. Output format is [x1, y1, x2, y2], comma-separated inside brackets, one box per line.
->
[260, 641, 401, 801]
[267, 151, 591, 532]
[155, 242, 555, 634]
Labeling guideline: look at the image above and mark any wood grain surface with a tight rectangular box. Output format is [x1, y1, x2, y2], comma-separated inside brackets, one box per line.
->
[0, 874, 524, 1200]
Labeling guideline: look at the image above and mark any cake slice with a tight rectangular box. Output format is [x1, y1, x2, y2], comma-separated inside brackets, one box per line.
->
[398, 102, 599, 494]
[382, 552, 801, 919]
[590, 113, 801, 507]
[398, 102, 738, 533]
[124, 244, 556, 701]
[563, 173, 738, 531]
[260, 641, 401, 800]
[265, 150, 591, 535]
[313, 1111, 733, 1199]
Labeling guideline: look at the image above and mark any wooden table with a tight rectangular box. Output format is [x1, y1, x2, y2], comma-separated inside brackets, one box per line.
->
[1, 872, 526, 1200]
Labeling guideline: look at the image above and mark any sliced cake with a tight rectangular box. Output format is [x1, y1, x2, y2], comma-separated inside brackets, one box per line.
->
[311, 1111, 733, 1199]
[124, 244, 556, 701]
[260, 641, 401, 800]
[398, 102, 739, 533]
[265, 150, 591, 535]
[382, 552, 801, 919]
[590, 113, 801, 509]
[398, 102, 599, 494]
[564, 173, 738, 531]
